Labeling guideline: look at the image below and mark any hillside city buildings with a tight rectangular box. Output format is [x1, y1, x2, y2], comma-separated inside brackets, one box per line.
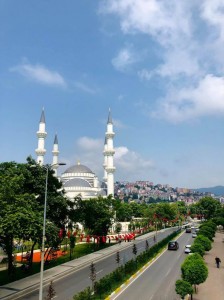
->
[115, 181, 224, 205]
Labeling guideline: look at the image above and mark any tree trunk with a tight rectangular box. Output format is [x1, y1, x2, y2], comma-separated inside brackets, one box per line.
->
[45, 247, 52, 262]
[29, 241, 37, 267]
[6, 234, 14, 276]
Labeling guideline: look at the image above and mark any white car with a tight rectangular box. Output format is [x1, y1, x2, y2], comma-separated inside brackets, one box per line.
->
[185, 245, 191, 254]
[192, 233, 197, 238]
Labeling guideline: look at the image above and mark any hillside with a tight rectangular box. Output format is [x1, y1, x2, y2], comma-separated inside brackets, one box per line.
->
[194, 185, 224, 196]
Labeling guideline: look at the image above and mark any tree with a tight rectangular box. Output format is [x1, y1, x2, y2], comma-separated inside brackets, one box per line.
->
[0, 162, 42, 275]
[194, 235, 211, 251]
[45, 281, 56, 300]
[0, 159, 71, 275]
[69, 236, 76, 260]
[190, 243, 205, 257]
[197, 197, 221, 219]
[132, 243, 137, 258]
[181, 254, 208, 292]
[115, 251, 120, 267]
[175, 279, 193, 300]
[89, 262, 96, 293]
[71, 196, 114, 237]
[145, 240, 149, 251]
[198, 227, 214, 241]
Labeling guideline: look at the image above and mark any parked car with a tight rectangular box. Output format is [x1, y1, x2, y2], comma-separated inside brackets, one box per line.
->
[168, 240, 179, 250]
[185, 228, 191, 233]
[192, 232, 197, 238]
[185, 245, 191, 254]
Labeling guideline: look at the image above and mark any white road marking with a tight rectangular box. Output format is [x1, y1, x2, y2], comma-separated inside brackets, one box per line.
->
[96, 269, 103, 274]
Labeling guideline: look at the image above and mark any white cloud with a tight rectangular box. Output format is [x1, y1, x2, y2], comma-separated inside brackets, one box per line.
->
[100, 1, 193, 46]
[113, 119, 127, 129]
[152, 74, 224, 123]
[138, 69, 152, 80]
[100, 1, 224, 123]
[112, 47, 137, 71]
[114, 146, 154, 180]
[77, 137, 103, 151]
[74, 81, 97, 94]
[67, 137, 154, 181]
[10, 62, 66, 87]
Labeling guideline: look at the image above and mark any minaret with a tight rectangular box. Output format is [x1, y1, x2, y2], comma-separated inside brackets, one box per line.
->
[35, 109, 47, 165]
[52, 133, 59, 176]
[103, 137, 108, 182]
[104, 109, 115, 196]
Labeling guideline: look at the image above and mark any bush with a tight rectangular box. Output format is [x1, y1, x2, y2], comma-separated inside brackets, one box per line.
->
[190, 243, 205, 257]
[73, 287, 92, 300]
[175, 279, 193, 299]
[194, 235, 211, 252]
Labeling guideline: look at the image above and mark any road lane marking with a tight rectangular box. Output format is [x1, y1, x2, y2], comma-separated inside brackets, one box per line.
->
[96, 269, 103, 274]
[111, 230, 185, 300]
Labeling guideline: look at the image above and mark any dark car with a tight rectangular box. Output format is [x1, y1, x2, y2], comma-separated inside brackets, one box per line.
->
[168, 240, 179, 250]
[185, 228, 191, 233]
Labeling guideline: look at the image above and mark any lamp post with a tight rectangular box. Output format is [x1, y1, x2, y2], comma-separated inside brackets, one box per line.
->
[39, 163, 66, 300]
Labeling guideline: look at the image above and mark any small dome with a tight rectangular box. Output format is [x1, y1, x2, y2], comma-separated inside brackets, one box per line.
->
[64, 178, 91, 188]
[64, 163, 93, 174]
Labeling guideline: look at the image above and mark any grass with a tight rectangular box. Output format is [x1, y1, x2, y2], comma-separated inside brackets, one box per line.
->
[0, 243, 111, 286]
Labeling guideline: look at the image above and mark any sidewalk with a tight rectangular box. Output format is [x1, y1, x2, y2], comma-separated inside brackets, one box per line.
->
[193, 231, 224, 300]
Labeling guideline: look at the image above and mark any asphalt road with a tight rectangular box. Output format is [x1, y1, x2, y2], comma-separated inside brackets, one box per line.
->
[113, 232, 193, 300]
[19, 228, 179, 300]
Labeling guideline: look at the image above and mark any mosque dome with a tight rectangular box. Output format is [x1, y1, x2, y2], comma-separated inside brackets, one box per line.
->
[64, 178, 91, 188]
[64, 163, 93, 174]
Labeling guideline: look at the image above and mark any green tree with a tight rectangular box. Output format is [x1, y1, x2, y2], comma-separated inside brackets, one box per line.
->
[190, 243, 205, 257]
[71, 196, 114, 237]
[197, 197, 221, 219]
[194, 235, 211, 251]
[198, 227, 214, 241]
[181, 254, 208, 292]
[175, 279, 193, 300]
[0, 159, 71, 275]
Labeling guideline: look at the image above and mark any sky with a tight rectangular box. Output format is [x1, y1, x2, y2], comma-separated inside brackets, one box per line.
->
[1, 0, 224, 189]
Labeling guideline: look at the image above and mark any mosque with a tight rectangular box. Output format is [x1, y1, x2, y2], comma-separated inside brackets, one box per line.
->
[35, 109, 115, 200]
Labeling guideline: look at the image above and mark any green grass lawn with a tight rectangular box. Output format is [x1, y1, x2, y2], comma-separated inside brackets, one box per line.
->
[0, 243, 111, 286]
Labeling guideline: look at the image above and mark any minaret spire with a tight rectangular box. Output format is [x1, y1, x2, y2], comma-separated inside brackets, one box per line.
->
[104, 109, 115, 196]
[52, 133, 59, 176]
[35, 108, 47, 165]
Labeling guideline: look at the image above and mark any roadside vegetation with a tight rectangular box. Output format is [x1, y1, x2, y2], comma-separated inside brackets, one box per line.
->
[1, 158, 224, 296]
[73, 229, 181, 300]
[175, 197, 224, 300]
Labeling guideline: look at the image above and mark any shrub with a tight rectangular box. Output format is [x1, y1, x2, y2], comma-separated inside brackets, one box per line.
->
[175, 279, 193, 299]
[194, 235, 211, 251]
[190, 243, 205, 257]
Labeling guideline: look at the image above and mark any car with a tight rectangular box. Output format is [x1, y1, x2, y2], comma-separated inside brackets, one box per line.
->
[185, 245, 191, 254]
[168, 240, 179, 250]
[192, 232, 197, 238]
[185, 228, 191, 233]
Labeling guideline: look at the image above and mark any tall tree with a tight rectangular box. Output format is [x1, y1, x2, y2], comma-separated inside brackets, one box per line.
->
[0, 159, 71, 275]
[181, 254, 208, 292]
[71, 196, 114, 237]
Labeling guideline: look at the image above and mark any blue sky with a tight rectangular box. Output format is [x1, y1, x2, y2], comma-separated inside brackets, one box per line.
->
[1, 0, 224, 189]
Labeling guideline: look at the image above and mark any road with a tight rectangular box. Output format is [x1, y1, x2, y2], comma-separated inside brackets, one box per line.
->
[113, 232, 193, 300]
[18, 228, 180, 300]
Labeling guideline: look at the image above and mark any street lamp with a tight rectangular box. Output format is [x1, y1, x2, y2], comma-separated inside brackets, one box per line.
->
[39, 163, 66, 300]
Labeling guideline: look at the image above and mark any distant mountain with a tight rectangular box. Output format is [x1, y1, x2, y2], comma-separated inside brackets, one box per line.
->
[193, 186, 224, 196]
